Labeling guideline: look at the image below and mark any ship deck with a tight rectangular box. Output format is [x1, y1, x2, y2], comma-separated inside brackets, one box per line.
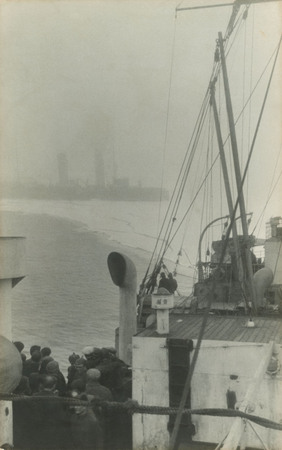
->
[137, 312, 282, 344]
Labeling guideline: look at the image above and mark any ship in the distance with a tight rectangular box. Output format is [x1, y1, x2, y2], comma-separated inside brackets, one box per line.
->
[2, 152, 169, 202]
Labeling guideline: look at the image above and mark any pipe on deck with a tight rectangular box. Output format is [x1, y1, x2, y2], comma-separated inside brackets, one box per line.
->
[107, 252, 137, 365]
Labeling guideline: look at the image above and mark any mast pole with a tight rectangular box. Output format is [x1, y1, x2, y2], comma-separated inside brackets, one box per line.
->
[218, 32, 257, 313]
[210, 82, 243, 285]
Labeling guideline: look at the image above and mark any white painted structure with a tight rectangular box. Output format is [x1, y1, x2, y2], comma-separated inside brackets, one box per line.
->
[264, 217, 282, 306]
[265, 240, 282, 286]
[132, 336, 170, 450]
[192, 340, 282, 449]
[0, 237, 26, 446]
[112, 219, 282, 449]
[151, 293, 174, 334]
[132, 335, 282, 449]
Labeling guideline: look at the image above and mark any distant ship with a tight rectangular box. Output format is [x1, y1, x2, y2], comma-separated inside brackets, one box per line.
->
[1, 178, 169, 202]
[2, 152, 169, 202]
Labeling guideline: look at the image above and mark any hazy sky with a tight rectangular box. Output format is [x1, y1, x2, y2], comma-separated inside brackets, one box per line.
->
[0, 0, 281, 229]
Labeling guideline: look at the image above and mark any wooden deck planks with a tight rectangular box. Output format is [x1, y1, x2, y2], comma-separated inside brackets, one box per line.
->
[237, 318, 264, 342]
[212, 317, 236, 340]
[228, 318, 248, 341]
[263, 318, 282, 343]
[139, 314, 282, 344]
[254, 318, 274, 343]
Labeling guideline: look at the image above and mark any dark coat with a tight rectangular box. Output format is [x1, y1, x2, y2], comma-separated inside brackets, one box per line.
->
[159, 278, 170, 291]
[85, 381, 113, 401]
[22, 359, 40, 377]
[70, 407, 103, 449]
[168, 277, 178, 293]
[28, 390, 68, 449]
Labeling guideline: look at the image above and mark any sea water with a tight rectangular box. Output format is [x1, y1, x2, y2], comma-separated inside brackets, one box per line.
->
[1, 198, 196, 374]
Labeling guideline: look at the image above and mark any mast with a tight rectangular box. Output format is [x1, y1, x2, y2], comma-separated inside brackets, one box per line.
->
[217, 32, 257, 312]
[210, 82, 242, 284]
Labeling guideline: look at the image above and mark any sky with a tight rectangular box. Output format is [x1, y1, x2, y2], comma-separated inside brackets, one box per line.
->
[0, 0, 281, 236]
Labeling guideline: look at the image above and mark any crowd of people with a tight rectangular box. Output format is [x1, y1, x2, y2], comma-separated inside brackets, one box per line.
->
[12, 341, 133, 450]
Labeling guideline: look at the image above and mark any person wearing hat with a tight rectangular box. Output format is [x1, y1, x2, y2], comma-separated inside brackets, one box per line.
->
[13, 341, 26, 364]
[46, 360, 66, 396]
[82, 346, 103, 370]
[69, 352, 80, 365]
[40, 347, 53, 373]
[82, 346, 94, 356]
[70, 392, 103, 449]
[29, 345, 41, 355]
[85, 369, 113, 402]
[23, 350, 41, 377]
[41, 346, 52, 358]
[39, 355, 54, 375]
[67, 353, 80, 388]
[75, 357, 87, 369]
[69, 357, 87, 387]
[168, 272, 178, 294]
[31, 375, 67, 449]
[70, 379, 86, 396]
[85, 369, 113, 449]
[95, 349, 129, 396]
[22, 346, 41, 377]
[13, 341, 24, 353]
[158, 272, 170, 291]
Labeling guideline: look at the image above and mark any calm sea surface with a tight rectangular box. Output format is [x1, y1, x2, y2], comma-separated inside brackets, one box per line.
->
[2, 211, 147, 373]
[1, 201, 195, 374]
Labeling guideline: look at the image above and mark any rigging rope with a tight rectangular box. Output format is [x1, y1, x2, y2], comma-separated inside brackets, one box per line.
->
[234, 46, 280, 128]
[157, 12, 178, 228]
[141, 2, 248, 287]
[239, 32, 282, 236]
[169, 175, 252, 449]
[1, 393, 282, 431]
[139, 16, 179, 289]
[142, 5, 281, 302]
[240, 15, 247, 165]
[140, 91, 212, 290]
[169, 9, 278, 448]
[246, 420, 271, 450]
[164, 156, 220, 254]
[246, 6, 255, 213]
[252, 167, 282, 237]
[144, 8, 254, 282]
[141, 3, 242, 285]
[226, 5, 250, 59]
[163, 30, 281, 262]
[139, 5, 281, 446]
[160, 99, 211, 259]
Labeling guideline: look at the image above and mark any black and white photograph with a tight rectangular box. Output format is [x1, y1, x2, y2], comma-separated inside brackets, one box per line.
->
[0, 0, 281, 449]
